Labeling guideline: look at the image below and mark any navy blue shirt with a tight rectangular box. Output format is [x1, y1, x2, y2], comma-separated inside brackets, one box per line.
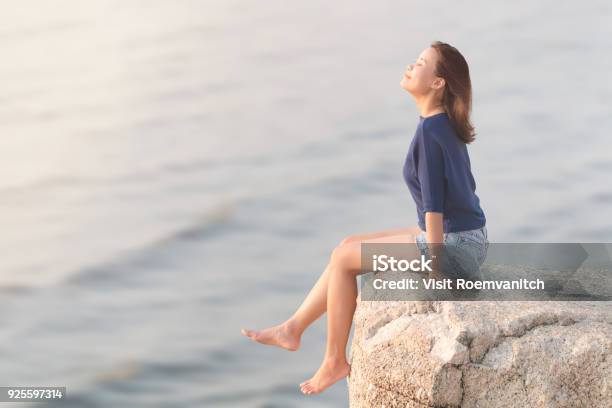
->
[403, 112, 486, 233]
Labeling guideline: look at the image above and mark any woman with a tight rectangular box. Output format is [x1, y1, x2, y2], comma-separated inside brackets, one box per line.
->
[241, 41, 489, 395]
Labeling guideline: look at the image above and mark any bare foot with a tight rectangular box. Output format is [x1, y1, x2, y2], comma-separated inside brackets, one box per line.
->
[299, 357, 351, 395]
[240, 322, 301, 351]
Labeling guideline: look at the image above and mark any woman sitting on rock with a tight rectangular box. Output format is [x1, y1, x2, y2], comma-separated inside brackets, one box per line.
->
[241, 40, 489, 395]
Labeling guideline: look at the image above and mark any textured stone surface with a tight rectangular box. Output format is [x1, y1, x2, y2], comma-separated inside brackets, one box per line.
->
[348, 275, 612, 407]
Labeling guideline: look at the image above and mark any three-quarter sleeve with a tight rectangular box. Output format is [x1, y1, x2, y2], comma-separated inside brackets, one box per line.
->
[417, 124, 446, 213]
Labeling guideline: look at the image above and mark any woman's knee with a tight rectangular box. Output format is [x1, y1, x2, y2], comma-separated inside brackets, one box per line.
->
[330, 242, 359, 271]
[339, 234, 357, 247]
[340, 231, 375, 246]
[331, 244, 343, 263]
[330, 244, 347, 267]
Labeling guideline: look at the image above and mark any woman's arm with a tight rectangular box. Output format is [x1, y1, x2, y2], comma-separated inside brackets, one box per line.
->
[417, 123, 445, 245]
[425, 212, 445, 279]
[425, 212, 444, 244]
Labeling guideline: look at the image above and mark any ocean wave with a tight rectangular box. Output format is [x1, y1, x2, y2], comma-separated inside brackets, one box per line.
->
[65, 202, 238, 288]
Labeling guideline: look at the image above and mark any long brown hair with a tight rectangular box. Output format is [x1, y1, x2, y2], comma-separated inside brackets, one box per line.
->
[430, 41, 476, 144]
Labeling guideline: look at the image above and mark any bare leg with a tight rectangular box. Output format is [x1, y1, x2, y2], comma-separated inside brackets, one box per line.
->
[241, 226, 422, 351]
[300, 232, 421, 395]
[240, 263, 332, 351]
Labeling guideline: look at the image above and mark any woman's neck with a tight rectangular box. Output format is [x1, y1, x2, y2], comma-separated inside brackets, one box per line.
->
[420, 108, 446, 118]
[415, 96, 445, 118]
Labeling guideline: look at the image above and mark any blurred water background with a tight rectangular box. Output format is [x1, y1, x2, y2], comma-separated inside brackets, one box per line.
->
[0, 0, 611, 407]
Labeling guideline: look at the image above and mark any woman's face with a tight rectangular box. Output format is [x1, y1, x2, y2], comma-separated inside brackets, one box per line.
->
[400, 47, 444, 96]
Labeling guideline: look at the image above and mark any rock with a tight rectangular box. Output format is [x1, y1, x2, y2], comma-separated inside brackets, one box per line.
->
[348, 293, 612, 407]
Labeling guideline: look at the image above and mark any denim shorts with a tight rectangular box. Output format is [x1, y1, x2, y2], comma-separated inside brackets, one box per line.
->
[415, 226, 489, 280]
